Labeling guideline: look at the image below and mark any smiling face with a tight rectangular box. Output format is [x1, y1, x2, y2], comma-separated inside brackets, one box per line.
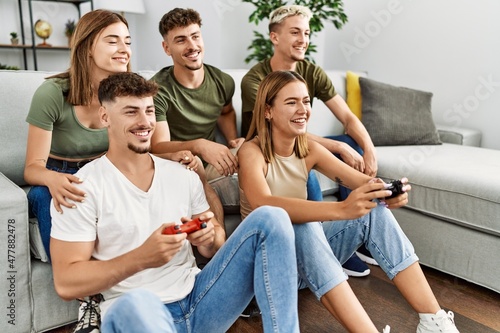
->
[267, 80, 311, 139]
[101, 95, 156, 154]
[270, 15, 310, 62]
[91, 22, 131, 77]
[162, 23, 204, 71]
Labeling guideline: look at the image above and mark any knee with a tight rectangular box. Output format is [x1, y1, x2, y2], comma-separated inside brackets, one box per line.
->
[248, 206, 294, 237]
[117, 289, 160, 308]
[370, 204, 397, 225]
[103, 289, 173, 332]
[106, 289, 166, 319]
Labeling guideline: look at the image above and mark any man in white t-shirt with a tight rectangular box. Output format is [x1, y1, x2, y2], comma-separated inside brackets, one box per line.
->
[50, 72, 299, 332]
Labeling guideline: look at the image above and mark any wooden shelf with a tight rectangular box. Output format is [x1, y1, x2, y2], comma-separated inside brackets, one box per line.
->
[0, 43, 33, 49]
[9, 0, 93, 70]
[0, 43, 70, 50]
[34, 0, 91, 4]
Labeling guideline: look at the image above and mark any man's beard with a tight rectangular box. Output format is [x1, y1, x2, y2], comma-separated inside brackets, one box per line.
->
[128, 143, 151, 154]
[185, 63, 203, 71]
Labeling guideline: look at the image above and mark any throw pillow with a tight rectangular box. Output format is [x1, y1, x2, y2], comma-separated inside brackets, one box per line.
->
[346, 71, 362, 120]
[359, 77, 441, 146]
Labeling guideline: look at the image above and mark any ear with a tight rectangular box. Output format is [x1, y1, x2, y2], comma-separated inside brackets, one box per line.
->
[264, 104, 272, 120]
[162, 40, 171, 56]
[269, 31, 278, 46]
[99, 106, 110, 127]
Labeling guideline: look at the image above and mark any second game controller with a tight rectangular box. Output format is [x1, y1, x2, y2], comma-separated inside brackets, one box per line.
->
[386, 179, 405, 198]
[162, 217, 207, 235]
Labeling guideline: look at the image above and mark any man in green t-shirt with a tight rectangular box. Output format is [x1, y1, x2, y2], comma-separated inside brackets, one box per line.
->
[241, 5, 377, 178]
[241, 5, 378, 277]
[151, 8, 244, 227]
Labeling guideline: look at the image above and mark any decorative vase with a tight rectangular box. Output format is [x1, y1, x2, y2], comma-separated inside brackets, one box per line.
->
[10, 38, 19, 45]
[67, 35, 72, 47]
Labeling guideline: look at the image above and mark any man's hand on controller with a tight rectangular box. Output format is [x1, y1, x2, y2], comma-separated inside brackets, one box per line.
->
[181, 212, 216, 248]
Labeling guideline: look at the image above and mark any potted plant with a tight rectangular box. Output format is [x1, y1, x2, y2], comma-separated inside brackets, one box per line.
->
[0, 62, 20, 70]
[242, 0, 348, 63]
[65, 19, 76, 46]
[10, 32, 19, 45]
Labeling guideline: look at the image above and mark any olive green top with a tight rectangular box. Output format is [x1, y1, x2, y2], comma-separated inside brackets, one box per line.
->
[26, 78, 108, 159]
[241, 59, 336, 137]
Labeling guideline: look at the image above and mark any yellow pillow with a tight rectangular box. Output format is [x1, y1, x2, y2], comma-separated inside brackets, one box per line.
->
[346, 71, 362, 120]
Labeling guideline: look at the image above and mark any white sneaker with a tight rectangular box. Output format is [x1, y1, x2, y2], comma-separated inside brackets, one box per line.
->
[417, 309, 460, 333]
[382, 325, 391, 333]
[73, 297, 101, 333]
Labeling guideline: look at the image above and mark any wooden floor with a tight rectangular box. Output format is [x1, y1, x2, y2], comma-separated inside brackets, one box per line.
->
[49, 265, 500, 333]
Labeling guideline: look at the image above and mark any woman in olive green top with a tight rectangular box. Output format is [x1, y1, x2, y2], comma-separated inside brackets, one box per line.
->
[25, 9, 133, 263]
[25, 10, 197, 264]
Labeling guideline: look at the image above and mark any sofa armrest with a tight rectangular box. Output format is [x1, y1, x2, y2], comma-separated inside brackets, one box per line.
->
[436, 125, 482, 147]
[0, 172, 32, 330]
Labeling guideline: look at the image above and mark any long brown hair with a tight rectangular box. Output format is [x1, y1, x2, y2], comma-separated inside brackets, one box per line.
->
[248, 70, 309, 163]
[49, 10, 130, 106]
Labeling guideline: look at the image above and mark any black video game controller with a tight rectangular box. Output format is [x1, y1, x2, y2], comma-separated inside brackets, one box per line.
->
[162, 218, 207, 235]
[386, 179, 405, 198]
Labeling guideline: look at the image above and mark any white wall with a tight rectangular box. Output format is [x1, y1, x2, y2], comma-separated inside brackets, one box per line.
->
[323, 0, 500, 150]
[1, 0, 499, 149]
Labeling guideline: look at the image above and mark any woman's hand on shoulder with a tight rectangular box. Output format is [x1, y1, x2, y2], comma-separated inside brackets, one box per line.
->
[170, 150, 199, 171]
[46, 171, 85, 213]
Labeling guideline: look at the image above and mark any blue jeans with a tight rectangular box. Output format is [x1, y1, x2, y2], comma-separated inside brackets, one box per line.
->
[307, 134, 363, 202]
[296, 204, 418, 298]
[101, 206, 299, 333]
[27, 162, 79, 262]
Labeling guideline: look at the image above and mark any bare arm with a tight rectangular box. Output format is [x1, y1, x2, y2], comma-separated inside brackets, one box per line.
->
[238, 139, 393, 223]
[51, 223, 187, 301]
[216, 102, 244, 149]
[240, 72, 261, 139]
[24, 125, 85, 212]
[310, 95, 378, 177]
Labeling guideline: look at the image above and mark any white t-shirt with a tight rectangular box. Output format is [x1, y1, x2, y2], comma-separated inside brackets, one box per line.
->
[51, 154, 209, 315]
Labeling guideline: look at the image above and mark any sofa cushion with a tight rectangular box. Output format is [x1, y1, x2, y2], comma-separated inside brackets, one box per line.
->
[376, 144, 500, 237]
[359, 77, 441, 146]
[0, 70, 53, 186]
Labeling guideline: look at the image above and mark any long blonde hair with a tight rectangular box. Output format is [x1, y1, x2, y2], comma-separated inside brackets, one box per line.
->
[247, 70, 309, 163]
[49, 10, 130, 106]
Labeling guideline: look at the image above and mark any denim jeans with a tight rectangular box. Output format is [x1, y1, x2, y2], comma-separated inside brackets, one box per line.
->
[307, 134, 363, 201]
[297, 204, 418, 299]
[27, 162, 79, 262]
[101, 206, 299, 333]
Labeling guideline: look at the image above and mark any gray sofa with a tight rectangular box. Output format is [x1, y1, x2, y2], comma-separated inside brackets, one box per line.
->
[1, 69, 499, 332]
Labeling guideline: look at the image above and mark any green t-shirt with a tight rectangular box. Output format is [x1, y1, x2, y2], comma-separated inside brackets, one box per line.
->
[151, 64, 235, 142]
[25, 78, 108, 159]
[240, 59, 336, 138]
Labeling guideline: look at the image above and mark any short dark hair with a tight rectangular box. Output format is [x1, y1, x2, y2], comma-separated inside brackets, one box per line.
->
[98, 72, 158, 104]
[159, 8, 202, 38]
